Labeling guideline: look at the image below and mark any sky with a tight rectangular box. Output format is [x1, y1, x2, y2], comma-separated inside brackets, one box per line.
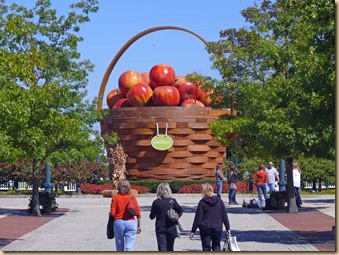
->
[8, 0, 257, 129]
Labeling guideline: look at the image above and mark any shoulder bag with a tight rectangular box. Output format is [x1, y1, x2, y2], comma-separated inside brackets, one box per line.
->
[167, 199, 179, 222]
[126, 195, 137, 216]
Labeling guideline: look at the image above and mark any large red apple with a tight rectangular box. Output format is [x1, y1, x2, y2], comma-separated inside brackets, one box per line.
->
[175, 75, 185, 82]
[106, 88, 123, 108]
[118, 70, 144, 97]
[198, 88, 213, 107]
[149, 64, 176, 89]
[140, 72, 150, 84]
[181, 98, 205, 107]
[113, 98, 131, 108]
[152, 86, 180, 106]
[126, 82, 153, 107]
[173, 77, 200, 102]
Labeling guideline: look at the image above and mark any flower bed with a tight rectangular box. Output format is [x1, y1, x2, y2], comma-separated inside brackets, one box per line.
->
[80, 183, 150, 194]
[178, 181, 257, 193]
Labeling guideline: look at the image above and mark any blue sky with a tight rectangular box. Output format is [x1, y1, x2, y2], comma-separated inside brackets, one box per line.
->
[8, 0, 257, 129]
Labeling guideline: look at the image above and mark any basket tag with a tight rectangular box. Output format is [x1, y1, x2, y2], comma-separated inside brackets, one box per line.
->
[151, 134, 173, 150]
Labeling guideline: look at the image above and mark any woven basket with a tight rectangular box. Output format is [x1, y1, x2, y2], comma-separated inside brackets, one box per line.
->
[99, 26, 234, 181]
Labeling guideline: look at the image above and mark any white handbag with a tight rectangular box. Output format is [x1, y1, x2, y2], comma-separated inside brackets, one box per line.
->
[222, 233, 241, 251]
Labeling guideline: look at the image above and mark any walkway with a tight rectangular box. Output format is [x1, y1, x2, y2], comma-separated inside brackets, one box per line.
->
[0, 194, 335, 252]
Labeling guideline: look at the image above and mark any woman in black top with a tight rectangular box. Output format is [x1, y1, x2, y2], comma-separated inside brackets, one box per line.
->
[190, 183, 231, 251]
[149, 183, 183, 251]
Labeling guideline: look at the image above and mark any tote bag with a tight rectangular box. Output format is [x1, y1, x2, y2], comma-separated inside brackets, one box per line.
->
[222, 233, 240, 251]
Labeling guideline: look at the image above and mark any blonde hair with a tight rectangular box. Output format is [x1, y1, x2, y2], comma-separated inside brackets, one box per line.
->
[293, 162, 301, 172]
[117, 179, 131, 194]
[156, 183, 172, 199]
[201, 183, 214, 197]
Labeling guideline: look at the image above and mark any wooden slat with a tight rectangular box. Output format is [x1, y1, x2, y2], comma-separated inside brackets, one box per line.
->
[187, 145, 210, 152]
[187, 134, 213, 141]
[169, 151, 193, 158]
[168, 128, 195, 135]
[188, 122, 209, 129]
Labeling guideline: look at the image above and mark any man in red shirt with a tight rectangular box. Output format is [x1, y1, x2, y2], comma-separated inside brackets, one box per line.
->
[252, 164, 268, 207]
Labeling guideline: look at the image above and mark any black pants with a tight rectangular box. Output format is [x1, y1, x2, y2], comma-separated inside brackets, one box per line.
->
[155, 225, 177, 251]
[199, 227, 222, 251]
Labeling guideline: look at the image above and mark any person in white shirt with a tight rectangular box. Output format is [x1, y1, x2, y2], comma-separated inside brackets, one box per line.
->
[293, 162, 302, 208]
[265, 162, 279, 193]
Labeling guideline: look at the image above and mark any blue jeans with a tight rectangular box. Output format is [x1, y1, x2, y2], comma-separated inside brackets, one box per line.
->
[256, 184, 268, 203]
[216, 181, 223, 198]
[266, 182, 276, 193]
[114, 219, 137, 251]
[294, 187, 302, 206]
[199, 227, 222, 251]
[229, 189, 236, 203]
[155, 225, 177, 251]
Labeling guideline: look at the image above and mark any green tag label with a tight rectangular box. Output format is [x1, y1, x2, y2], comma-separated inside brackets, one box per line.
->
[151, 135, 173, 151]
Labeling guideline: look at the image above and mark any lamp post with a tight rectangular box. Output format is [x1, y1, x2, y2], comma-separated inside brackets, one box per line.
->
[279, 159, 286, 191]
[44, 164, 52, 194]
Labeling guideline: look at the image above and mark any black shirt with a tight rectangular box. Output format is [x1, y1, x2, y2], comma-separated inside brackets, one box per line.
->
[149, 197, 183, 228]
[191, 196, 230, 233]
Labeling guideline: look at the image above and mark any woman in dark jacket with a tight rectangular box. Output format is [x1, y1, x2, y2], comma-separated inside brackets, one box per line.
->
[149, 183, 183, 251]
[190, 183, 231, 251]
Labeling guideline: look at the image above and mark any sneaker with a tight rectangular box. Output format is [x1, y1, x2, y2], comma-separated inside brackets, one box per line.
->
[234, 202, 239, 205]
[229, 202, 234, 205]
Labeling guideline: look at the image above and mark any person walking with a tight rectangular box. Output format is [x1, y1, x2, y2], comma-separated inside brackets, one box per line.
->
[265, 161, 279, 193]
[215, 164, 224, 198]
[293, 162, 303, 208]
[227, 162, 239, 205]
[110, 179, 141, 251]
[149, 183, 183, 251]
[190, 183, 231, 251]
[252, 164, 268, 207]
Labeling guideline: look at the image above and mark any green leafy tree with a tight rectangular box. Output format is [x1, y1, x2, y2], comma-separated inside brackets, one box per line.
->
[207, 0, 335, 212]
[296, 157, 335, 190]
[0, 0, 103, 215]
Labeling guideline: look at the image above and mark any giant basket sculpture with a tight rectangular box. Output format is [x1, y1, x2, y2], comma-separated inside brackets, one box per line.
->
[99, 26, 233, 181]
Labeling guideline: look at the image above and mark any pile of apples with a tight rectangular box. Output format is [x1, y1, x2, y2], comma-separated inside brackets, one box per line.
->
[106, 64, 213, 108]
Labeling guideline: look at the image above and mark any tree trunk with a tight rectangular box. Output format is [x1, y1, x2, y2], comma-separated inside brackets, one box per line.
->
[312, 179, 317, 192]
[31, 158, 41, 216]
[285, 157, 298, 213]
[318, 178, 322, 192]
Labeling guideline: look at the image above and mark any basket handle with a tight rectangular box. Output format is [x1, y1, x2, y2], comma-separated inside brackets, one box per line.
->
[97, 26, 209, 110]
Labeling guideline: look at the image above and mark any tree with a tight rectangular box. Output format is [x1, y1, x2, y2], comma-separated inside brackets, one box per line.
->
[207, 0, 335, 212]
[0, 0, 103, 215]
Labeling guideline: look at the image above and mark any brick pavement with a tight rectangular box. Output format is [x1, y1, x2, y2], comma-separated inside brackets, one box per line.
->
[269, 207, 336, 251]
[0, 208, 68, 249]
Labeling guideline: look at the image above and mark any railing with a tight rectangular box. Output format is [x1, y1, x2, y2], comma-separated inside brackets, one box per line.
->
[0, 181, 77, 192]
[303, 182, 335, 190]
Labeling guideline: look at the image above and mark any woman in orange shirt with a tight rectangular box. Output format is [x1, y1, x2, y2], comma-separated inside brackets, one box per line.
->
[252, 164, 268, 207]
[110, 179, 141, 251]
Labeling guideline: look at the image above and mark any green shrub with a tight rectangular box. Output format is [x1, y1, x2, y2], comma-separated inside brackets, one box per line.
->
[2, 190, 17, 195]
[20, 190, 33, 195]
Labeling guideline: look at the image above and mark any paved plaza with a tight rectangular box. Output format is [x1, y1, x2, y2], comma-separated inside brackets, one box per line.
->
[0, 193, 336, 252]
